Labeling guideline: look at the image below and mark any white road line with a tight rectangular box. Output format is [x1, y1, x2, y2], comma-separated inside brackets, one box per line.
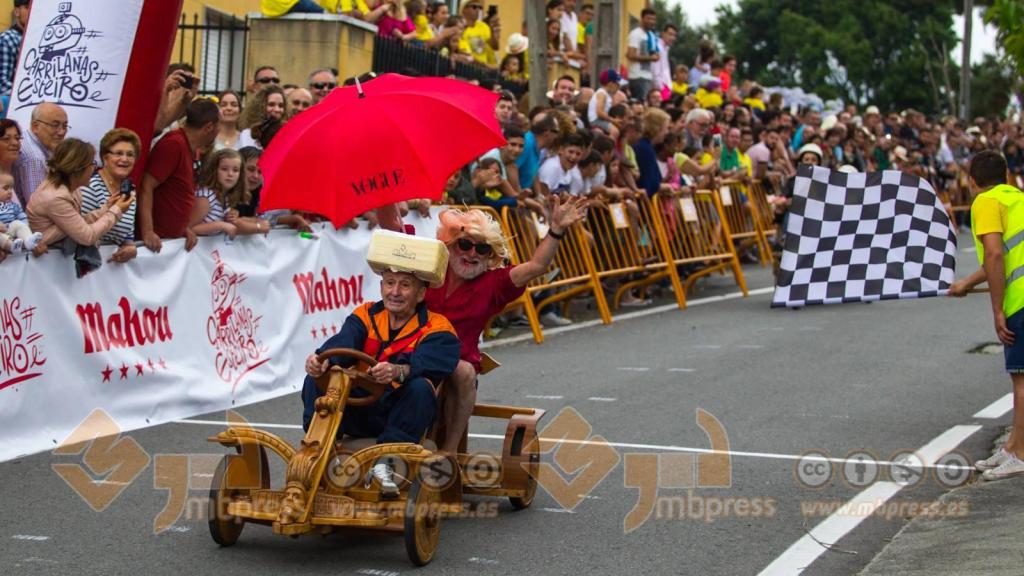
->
[22, 558, 60, 565]
[164, 526, 191, 533]
[617, 367, 649, 372]
[11, 535, 49, 541]
[588, 397, 617, 402]
[192, 473, 214, 478]
[974, 392, 1013, 419]
[480, 287, 776, 348]
[758, 424, 981, 575]
[963, 246, 977, 253]
[759, 482, 903, 576]
[171, 420, 974, 470]
[668, 368, 696, 372]
[541, 507, 575, 514]
[94, 480, 130, 486]
[356, 570, 400, 576]
[468, 557, 500, 565]
[524, 395, 563, 400]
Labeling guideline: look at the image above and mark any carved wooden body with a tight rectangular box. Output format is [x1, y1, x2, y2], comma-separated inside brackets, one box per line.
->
[206, 349, 546, 565]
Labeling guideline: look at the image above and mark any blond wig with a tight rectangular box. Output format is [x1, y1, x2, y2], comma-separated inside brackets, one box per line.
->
[436, 208, 510, 269]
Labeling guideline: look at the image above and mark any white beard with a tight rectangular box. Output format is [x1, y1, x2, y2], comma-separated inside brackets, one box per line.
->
[450, 255, 487, 281]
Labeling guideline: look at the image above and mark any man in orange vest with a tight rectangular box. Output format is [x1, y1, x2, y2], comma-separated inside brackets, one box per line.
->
[302, 268, 460, 494]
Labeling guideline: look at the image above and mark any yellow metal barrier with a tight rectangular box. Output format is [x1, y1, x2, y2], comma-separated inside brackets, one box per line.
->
[653, 190, 748, 297]
[747, 181, 780, 262]
[584, 196, 686, 310]
[716, 179, 773, 267]
[498, 206, 611, 344]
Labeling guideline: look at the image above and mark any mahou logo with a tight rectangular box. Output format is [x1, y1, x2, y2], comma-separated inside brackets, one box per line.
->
[75, 297, 172, 354]
[206, 251, 269, 391]
[293, 268, 364, 314]
[0, 297, 46, 391]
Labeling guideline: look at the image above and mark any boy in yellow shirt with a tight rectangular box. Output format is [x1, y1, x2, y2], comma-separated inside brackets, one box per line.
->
[951, 150, 1024, 480]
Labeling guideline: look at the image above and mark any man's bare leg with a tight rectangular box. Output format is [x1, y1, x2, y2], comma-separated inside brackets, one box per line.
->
[1004, 373, 1024, 458]
[442, 360, 477, 454]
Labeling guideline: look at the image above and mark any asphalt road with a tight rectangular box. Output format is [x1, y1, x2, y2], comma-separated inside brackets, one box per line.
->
[2, 236, 1011, 576]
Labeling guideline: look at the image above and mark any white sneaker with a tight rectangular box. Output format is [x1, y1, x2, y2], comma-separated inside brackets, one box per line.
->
[22, 232, 42, 252]
[620, 295, 652, 308]
[370, 462, 399, 497]
[982, 453, 1024, 481]
[975, 448, 1010, 471]
[540, 311, 572, 327]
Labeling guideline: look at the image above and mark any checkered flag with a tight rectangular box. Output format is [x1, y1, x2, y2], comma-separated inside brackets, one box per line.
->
[772, 165, 957, 308]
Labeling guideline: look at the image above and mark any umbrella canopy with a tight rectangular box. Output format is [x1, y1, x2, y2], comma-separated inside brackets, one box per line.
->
[258, 74, 505, 228]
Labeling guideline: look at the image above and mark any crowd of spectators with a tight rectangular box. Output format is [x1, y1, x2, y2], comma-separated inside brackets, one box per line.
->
[0, 1, 1018, 297]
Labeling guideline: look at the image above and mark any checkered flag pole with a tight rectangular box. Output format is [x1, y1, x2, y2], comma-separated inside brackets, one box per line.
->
[772, 165, 957, 308]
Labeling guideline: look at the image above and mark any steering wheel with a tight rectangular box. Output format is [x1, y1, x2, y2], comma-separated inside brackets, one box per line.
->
[315, 348, 387, 407]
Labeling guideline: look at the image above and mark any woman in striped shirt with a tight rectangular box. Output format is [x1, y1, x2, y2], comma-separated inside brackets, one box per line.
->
[79, 129, 140, 263]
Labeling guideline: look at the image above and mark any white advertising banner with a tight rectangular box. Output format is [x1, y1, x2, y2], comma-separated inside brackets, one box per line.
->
[7, 0, 144, 144]
[0, 213, 441, 462]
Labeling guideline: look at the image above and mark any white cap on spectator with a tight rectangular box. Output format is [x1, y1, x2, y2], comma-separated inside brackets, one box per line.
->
[892, 145, 909, 161]
[797, 143, 823, 161]
[838, 164, 857, 173]
[507, 33, 529, 55]
[865, 105, 880, 117]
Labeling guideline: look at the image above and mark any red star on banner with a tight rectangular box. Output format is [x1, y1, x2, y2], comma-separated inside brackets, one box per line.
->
[311, 327, 318, 340]
[147, 358, 155, 372]
[119, 364, 129, 379]
[158, 358, 167, 370]
[101, 365, 113, 382]
[320, 325, 328, 337]
[331, 323, 337, 334]
[135, 363, 145, 376]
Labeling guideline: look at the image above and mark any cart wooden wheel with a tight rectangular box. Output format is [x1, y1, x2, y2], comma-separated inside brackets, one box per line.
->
[208, 455, 244, 546]
[510, 444, 539, 510]
[404, 478, 441, 566]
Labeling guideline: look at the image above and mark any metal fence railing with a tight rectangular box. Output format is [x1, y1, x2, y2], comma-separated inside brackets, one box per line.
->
[372, 36, 501, 85]
[176, 12, 249, 98]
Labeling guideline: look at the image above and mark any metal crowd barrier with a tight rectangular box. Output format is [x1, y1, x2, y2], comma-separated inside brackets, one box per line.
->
[457, 193, 749, 344]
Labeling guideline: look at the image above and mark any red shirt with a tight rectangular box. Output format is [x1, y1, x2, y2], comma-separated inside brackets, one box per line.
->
[425, 266, 525, 372]
[146, 129, 195, 239]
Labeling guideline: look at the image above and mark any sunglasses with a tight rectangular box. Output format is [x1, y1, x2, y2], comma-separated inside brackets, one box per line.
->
[256, 77, 280, 84]
[311, 82, 336, 90]
[456, 238, 493, 256]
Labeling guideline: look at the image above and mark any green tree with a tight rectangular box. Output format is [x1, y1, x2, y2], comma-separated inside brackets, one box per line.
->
[713, 0, 961, 115]
[970, 53, 1015, 117]
[984, 0, 1024, 75]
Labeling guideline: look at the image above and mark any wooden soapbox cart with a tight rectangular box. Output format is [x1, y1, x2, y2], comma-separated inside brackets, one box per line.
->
[206, 348, 544, 566]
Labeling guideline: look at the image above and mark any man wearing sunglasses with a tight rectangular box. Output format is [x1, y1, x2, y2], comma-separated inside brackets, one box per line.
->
[426, 198, 587, 454]
[308, 68, 338, 105]
[247, 65, 280, 96]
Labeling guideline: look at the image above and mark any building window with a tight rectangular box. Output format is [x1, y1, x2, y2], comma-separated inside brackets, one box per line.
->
[202, 8, 246, 95]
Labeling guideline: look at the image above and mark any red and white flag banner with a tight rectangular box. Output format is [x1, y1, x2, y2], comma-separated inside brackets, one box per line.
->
[7, 0, 182, 157]
[0, 213, 441, 462]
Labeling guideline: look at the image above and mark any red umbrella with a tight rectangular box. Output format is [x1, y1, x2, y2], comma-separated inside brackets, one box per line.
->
[258, 73, 505, 227]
